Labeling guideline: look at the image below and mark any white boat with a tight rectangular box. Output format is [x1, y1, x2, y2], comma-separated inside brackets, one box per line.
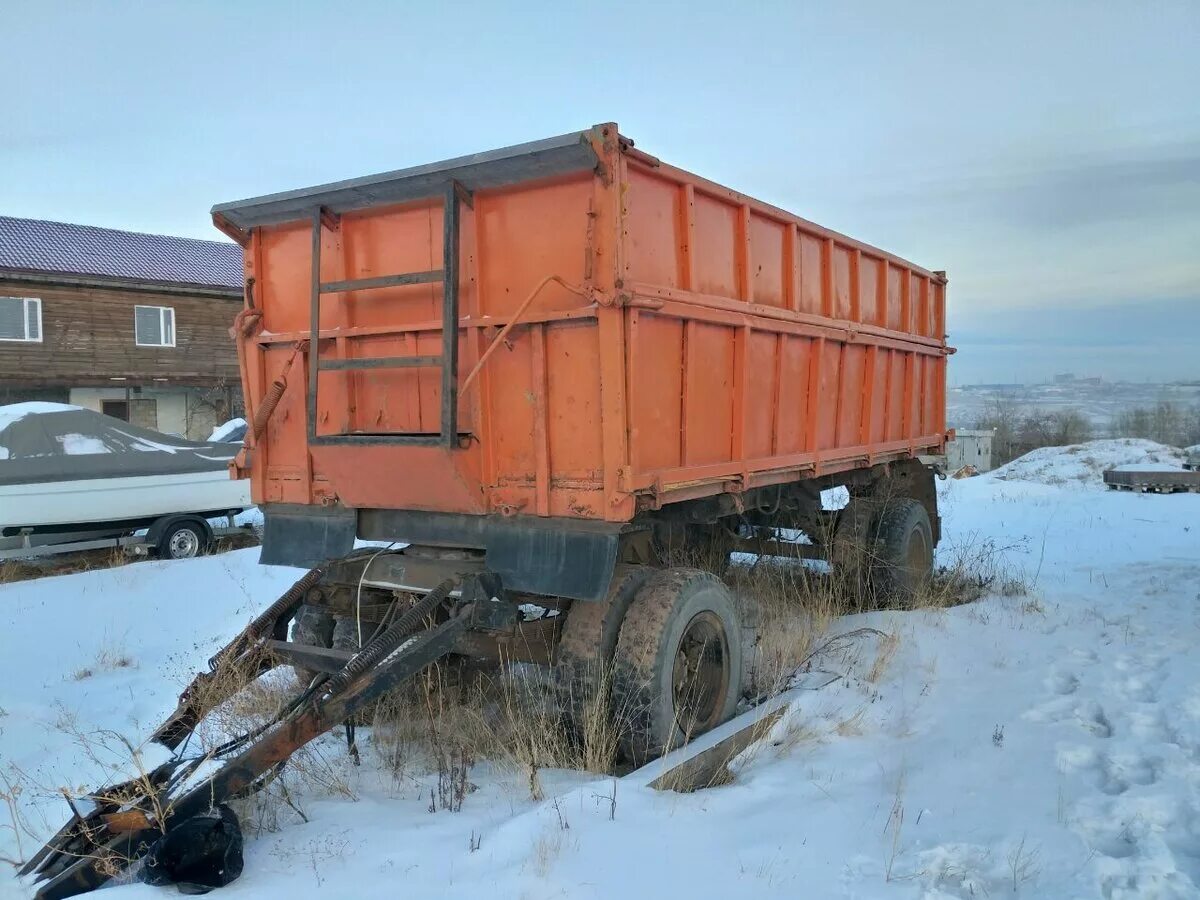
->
[0, 403, 251, 551]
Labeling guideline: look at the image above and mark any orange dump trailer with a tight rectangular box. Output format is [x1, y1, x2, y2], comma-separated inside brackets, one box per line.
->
[11, 130, 961, 891]
[20, 125, 954, 900]
[214, 122, 949, 605]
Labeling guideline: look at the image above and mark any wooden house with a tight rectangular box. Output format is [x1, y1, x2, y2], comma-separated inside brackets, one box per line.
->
[0, 216, 243, 438]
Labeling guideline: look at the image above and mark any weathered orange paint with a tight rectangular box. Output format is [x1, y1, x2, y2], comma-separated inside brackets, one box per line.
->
[233, 124, 949, 523]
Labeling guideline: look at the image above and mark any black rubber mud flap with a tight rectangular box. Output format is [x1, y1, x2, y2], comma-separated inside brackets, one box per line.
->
[487, 525, 621, 602]
[357, 508, 629, 602]
[260, 503, 356, 568]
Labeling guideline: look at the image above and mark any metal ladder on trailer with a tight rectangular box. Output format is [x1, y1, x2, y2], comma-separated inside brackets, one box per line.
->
[306, 182, 470, 449]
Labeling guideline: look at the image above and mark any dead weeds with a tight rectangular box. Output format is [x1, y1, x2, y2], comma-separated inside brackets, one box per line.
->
[0, 531, 260, 585]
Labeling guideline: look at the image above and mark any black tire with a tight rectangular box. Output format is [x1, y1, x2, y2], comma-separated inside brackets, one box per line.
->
[613, 568, 743, 764]
[331, 616, 363, 653]
[554, 566, 652, 754]
[289, 604, 334, 684]
[868, 498, 934, 606]
[829, 497, 875, 604]
[157, 520, 209, 560]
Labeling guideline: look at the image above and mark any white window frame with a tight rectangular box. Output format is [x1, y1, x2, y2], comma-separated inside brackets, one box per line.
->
[0, 296, 43, 343]
[134, 305, 176, 348]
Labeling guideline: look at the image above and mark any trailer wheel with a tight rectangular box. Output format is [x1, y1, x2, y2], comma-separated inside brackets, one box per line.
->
[332, 615, 364, 652]
[830, 498, 875, 604]
[157, 520, 210, 560]
[613, 568, 743, 764]
[554, 566, 652, 751]
[869, 498, 933, 606]
[290, 604, 335, 684]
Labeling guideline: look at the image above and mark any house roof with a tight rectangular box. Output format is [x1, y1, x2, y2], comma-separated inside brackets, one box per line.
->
[0, 216, 243, 292]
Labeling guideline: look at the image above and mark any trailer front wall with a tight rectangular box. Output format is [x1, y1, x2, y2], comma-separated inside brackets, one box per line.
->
[243, 171, 612, 519]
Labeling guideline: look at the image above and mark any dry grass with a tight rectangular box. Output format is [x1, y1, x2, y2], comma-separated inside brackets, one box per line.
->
[183, 665, 358, 834]
[867, 631, 901, 683]
[6, 647, 617, 872]
[0, 660, 314, 871]
[730, 558, 848, 699]
[70, 640, 136, 681]
[0, 768, 31, 869]
[884, 767, 907, 881]
[923, 534, 1028, 608]
[0, 531, 259, 585]
[369, 657, 627, 801]
[772, 716, 823, 757]
[730, 521, 1028, 701]
[834, 708, 868, 737]
[0, 547, 131, 586]
[0, 719, 199, 876]
[0, 559, 43, 585]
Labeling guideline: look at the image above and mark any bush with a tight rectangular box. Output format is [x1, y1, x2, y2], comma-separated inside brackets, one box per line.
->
[1112, 401, 1200, 447]
[973, 402, 1093, 465]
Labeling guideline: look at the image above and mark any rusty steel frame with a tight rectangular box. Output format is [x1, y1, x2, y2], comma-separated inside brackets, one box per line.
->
[23, 572, 486, 900]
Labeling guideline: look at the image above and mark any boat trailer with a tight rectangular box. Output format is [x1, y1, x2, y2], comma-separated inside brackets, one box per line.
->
[21, 560, 513, 900]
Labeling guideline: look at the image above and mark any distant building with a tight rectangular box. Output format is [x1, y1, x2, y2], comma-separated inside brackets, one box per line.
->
[0, 216, 243, 438]
[947, 428, 995, 473]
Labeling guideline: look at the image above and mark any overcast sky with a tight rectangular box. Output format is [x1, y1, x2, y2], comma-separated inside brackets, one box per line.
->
[4, 1, 1197, 384]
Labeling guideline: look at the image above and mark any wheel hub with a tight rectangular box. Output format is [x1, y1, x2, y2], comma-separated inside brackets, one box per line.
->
[168, 529, 200, 559]
[906, 525, 931, 576]
[671, 611, 730, 737]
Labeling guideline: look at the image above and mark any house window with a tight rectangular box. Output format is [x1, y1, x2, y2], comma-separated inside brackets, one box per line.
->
[0, 296, 42, 342]
[134, 305, 175, 347]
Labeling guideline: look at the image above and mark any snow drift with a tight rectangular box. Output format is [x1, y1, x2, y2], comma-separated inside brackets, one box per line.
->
[989, 438, 1186, 487]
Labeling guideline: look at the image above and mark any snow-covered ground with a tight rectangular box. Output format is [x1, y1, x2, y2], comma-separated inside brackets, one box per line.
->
[989, 438, 1187, 487]
[3, 442, 1200, 899]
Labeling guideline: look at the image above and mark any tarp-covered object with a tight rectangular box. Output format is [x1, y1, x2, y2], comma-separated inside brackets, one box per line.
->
[141, 805, 245, 894]
[0, 403, 239, 486]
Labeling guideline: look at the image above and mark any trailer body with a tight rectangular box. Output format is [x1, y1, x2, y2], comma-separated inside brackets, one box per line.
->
[214, 124, 949, 595]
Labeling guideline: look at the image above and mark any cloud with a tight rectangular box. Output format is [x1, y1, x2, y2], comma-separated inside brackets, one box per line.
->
[929, 141, 1200, 232]
[843, 136, 1200, 316]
